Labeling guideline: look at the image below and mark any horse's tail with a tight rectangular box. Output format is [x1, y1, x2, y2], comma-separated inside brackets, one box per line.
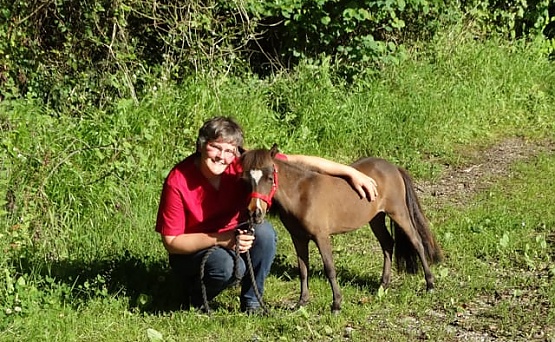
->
[394, 168, 443, 274]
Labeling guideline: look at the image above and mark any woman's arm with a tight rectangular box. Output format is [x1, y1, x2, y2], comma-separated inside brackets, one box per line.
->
[287, 154, 378, 201]
[161, 230, 254, 254]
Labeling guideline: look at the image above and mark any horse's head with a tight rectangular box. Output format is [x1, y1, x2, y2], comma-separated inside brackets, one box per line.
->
[240, 144, 280, 224]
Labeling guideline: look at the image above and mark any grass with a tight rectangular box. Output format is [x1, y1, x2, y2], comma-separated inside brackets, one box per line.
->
[1, 29, 555, 341]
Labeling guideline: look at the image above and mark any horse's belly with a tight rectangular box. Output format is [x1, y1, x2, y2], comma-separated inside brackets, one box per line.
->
[309, 190, 377, 233]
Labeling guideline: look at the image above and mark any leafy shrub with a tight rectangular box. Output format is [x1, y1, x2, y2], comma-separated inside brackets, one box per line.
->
[245, 0, 444, 74]
[461, 0, 553, 39]
[0, 0, 257, 111]
[0, 0, 553, 109]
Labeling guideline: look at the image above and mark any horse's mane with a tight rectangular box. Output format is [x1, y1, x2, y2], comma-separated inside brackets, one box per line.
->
[241, 148, 321, 175]
[240, 148, 275, 171]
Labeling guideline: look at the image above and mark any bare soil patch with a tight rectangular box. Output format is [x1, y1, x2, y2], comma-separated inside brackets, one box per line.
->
[416, 137, 555, 208]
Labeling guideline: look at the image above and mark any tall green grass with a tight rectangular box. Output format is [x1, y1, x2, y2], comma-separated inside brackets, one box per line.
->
[1, 29, 554, 341]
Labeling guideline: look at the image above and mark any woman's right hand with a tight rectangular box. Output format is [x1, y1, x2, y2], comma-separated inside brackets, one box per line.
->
[218, 230, 255, 253]
[233, 230, 255, 253]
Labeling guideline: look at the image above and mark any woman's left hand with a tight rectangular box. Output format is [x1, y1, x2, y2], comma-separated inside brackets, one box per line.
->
[350, 171, 378, 201]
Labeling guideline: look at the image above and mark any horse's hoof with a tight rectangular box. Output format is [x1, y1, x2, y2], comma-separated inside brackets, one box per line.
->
[331, 304, 341, 314]
[295, 301, 308, 310]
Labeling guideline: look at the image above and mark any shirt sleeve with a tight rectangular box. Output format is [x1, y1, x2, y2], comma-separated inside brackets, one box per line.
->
[275, 152, 287, 161]
[155, 181, 186, 236]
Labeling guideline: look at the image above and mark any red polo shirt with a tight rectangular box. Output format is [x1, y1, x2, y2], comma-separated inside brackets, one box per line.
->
[155, 153, 287, 236]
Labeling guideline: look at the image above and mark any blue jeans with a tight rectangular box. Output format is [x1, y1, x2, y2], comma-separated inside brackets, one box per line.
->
[169, 221, 277, 310]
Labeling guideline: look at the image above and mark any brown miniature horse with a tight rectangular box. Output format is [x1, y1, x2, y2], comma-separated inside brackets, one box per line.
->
[240, 144, 442, 313]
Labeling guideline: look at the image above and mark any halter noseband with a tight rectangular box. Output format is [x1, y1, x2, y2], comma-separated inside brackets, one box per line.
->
[250, 164, 278, 208]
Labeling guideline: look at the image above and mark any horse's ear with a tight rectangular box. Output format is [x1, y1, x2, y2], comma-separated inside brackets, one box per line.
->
[237, 146, 246, 156]
[270, 143, 279, 157]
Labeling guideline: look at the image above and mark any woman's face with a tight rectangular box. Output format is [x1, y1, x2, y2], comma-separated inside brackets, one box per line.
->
[198, 138, 237, 178]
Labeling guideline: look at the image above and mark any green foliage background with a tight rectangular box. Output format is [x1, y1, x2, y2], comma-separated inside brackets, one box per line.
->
[1, 0, 554, 106]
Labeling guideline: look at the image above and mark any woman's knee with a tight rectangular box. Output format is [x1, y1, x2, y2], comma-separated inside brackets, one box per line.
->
[253, 221, 277, 247]
[205, 248, 246, 281]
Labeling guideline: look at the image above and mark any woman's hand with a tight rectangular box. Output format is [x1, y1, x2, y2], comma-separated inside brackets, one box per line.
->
[234, 230, 255, 253]
[349, 170, 378, 201]
[218, 229, 255, 253]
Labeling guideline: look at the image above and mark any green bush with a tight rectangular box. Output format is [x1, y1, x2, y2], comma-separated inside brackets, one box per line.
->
[461, 0, 553, 39]
[1, 0, 553, 110]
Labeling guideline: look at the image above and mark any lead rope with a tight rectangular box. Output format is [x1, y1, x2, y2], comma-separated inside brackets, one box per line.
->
[242, 220, 270, 315]
[199, 221, 269, 315]
[199, 245, 218, 314]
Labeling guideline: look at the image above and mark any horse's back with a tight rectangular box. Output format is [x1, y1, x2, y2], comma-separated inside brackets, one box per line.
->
[350, 157, 399, 176]
[351, 157, 407, 198]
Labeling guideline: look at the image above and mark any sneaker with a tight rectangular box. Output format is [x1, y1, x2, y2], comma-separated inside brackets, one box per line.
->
[241, 306, 268, 316]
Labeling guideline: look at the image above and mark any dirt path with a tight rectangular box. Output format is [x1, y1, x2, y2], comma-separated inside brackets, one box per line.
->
[413, 137, 555, 341]
[416, 137, 555, 208]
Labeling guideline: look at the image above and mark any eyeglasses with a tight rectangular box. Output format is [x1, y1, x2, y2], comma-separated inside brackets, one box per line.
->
[206, 142, 237, 159]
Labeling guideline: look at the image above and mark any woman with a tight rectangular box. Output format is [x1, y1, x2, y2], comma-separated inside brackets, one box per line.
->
[156, 116, 378, 313]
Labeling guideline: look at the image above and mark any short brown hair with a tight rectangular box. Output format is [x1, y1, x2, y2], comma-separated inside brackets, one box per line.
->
[196, 116, 244, 152]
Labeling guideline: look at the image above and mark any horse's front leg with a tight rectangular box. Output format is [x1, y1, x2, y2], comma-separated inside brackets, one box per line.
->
[314, 235, 342, 313]
[291, 235, 310, 307]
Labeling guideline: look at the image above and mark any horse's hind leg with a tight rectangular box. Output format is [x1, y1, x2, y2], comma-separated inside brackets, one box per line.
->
[369, 212, 395, 288]
[291, 234, 311, 308]
[389, 210, 435, 291]
[313, 234, 342, 313]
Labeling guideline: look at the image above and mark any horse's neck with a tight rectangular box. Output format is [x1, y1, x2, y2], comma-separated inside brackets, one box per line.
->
[274, 159, 317, 200]
[276, 158, 314, 181]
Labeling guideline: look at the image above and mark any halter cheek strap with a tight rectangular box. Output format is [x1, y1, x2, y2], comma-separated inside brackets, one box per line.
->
[250, 164, 278, 208]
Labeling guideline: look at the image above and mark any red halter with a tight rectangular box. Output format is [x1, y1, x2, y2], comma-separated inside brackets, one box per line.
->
[250, 164, 278, 208]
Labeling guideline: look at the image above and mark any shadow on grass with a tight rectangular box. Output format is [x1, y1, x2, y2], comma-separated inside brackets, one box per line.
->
[271, 252, 383, 293]
[15, 250, 187, 314]
[13, 249, 382, 314]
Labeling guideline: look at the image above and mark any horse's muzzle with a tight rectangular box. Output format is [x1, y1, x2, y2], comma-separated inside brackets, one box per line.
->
[249, 207, 265, 225]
